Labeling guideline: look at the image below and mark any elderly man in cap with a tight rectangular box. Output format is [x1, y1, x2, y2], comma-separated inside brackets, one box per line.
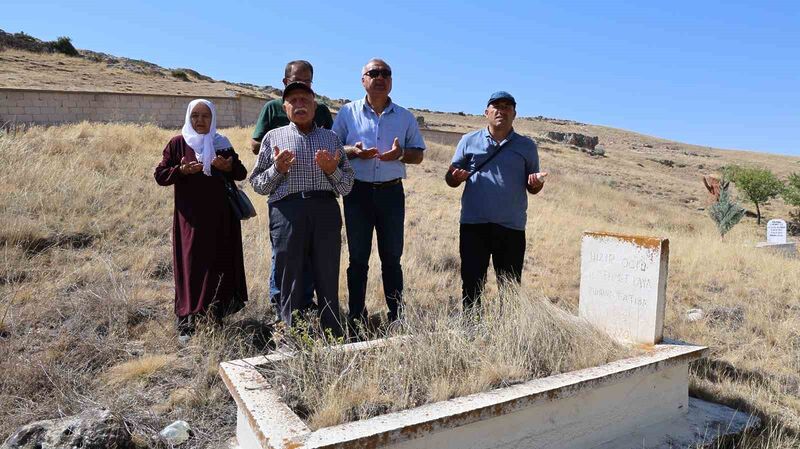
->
[250, 60, 334, 314]
[250, 81, 354, 336]
[333, 58, 425, 328]
[445, 91, 547, 311]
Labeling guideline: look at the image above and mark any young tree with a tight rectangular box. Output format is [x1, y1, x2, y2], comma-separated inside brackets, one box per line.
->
[783, 173, 800, 235]
[783, 173, 800, 207]
[721, 164, 740, 183]
[709, 180, 745, 238]
[728, 166, 784, 225]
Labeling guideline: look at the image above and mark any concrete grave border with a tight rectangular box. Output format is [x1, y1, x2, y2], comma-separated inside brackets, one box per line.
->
[220, 337, 712, 449]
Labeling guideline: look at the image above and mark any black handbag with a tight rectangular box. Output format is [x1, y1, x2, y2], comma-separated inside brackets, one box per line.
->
[224, 179, 257, 220]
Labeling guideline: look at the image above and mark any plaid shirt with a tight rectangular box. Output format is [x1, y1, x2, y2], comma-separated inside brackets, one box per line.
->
[250, 123, 354, 203]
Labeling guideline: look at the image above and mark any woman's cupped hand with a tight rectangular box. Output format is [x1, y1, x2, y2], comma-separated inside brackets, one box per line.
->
[179, 156, 204, 175]
[212, 155, 233, 172]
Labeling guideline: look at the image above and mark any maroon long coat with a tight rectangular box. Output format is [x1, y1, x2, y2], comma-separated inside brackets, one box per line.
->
[154, 135, 248, 318]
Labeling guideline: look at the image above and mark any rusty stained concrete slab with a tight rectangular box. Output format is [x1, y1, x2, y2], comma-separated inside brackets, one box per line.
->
[221, 340, 708, 449]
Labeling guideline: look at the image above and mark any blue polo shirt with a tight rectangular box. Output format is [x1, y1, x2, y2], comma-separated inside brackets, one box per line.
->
[332, 97, 426, 182]
[451, 128, 540, 231]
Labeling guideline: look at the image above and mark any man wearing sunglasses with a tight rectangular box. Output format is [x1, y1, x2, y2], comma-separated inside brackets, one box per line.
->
[332, 58, 426, 329]
[446, 91, 547, 312]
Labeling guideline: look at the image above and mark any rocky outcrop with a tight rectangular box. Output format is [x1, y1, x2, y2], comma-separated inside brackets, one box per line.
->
[526, 116, 588, 126]
[1, 408, 132, 449]
[545, 131, 599, 150]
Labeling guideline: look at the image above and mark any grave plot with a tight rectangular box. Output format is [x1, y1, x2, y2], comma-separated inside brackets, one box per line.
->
[221, 232, 756, 449]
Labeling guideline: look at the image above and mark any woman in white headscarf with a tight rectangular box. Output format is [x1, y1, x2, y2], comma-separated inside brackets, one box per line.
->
[155, 99, 248, 342]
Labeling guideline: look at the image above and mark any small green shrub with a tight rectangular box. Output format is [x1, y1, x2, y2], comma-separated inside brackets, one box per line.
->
[783, 173, 800, 208]
[783, 173, 800, 235]
[50, 36, 79, 57]
[171, 70, 190, 82]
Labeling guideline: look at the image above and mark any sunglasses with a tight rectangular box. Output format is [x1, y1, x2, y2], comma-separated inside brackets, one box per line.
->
[364, 69, 392, 79]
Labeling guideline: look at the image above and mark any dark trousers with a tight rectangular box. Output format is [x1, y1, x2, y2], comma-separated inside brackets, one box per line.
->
[268, 245, 314, 308]
[344, 180, 405, 322]
[459, 223, 526, 310]
[269, 196, 343, 336]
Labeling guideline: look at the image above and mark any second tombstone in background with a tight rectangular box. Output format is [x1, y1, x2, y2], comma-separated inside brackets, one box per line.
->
[756, 218, 797, 257]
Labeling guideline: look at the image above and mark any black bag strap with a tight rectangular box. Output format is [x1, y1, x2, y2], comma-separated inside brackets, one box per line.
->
[469, 142, 508, 178]
[221, 176, 238, 197]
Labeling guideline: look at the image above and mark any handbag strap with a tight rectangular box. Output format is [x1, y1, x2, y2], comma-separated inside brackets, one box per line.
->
[220, 175, 238, 192]
[469, 141, 508, 178]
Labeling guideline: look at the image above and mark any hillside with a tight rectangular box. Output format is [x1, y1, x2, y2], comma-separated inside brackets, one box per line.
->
[3, 41, 799, 221]
[0, 30, 277, 99]
[1, 36, 800, 448]
[417, 109, 800, 221]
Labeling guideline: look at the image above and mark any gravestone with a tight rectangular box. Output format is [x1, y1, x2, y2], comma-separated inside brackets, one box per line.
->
[767, 219, 787, 244]
[756, 218, 796, 257]
[579, 231, 669, 345]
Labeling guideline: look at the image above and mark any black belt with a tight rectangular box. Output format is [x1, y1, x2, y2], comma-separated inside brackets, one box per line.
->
[355, 178, 402, 189]
[280, 190, 336, 201]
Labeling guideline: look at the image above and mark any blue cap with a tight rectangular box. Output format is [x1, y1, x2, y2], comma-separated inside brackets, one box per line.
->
[487, 91, 516, 106]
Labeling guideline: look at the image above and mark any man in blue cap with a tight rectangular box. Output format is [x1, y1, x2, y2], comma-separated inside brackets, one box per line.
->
[445, 91, 547, 311]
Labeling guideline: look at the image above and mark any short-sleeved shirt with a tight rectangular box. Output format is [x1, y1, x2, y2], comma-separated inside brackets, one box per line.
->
[332, 97, 425, 182]
[451, 128, 540, 231]
[251, 99, 333, 142]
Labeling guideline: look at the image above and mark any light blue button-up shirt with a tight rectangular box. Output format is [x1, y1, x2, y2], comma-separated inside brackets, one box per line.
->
[332, 97, 426, 182]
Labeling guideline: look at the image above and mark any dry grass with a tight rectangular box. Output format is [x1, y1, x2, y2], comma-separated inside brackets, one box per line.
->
[1, 120, 799, 447]
[265, 287, 633, 429]
[695, 421, 800, 448]
[104, 354, 178, 387]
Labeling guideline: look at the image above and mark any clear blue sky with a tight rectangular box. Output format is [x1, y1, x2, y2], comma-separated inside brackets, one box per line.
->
[4, 0, 799, 155]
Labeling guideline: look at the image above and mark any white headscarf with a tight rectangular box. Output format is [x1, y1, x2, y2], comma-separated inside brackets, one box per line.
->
[181, 99, 233, 176]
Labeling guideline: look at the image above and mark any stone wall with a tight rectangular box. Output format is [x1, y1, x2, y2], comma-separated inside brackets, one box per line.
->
[239, 94, 266, 127]
[0, 88, 268, 128]
[0, 88, 469, 149]
[329, 111, 465, 149]
[419, 128, 463, 147]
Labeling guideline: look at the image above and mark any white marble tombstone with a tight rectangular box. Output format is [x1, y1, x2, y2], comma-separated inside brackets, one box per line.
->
[579, 232, 669, 345]
[757, 219, 796, 257]
[766, 219, 787, 244]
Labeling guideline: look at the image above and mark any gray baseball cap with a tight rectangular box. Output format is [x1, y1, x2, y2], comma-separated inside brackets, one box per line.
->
[282, 81, 315, 99]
